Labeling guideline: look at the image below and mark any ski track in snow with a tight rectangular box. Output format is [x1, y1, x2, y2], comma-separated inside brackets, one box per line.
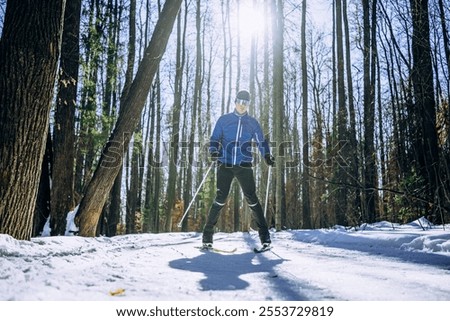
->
[1, 224, 450, 301]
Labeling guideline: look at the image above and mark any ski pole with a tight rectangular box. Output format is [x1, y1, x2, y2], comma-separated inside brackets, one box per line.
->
[177, 161, 215, 228]
[263, 165, 272, 219]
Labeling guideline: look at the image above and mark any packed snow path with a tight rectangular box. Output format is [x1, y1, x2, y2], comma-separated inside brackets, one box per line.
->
[1, 220, 449, 301]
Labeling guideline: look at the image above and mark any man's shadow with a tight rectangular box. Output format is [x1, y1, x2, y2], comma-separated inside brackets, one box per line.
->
[169, 251, 283, 292]
[170, 249, 312, 300]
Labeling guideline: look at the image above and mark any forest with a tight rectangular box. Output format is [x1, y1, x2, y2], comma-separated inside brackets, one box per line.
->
[0, 0, 449, 241]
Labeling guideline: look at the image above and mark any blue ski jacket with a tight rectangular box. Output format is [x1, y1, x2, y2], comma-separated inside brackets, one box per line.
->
[209, 110, 271, 166]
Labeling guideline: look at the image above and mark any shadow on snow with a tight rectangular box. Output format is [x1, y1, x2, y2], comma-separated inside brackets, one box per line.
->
[169, 235, 310, 300]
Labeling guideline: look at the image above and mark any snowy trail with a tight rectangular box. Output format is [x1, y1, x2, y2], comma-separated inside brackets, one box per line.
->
[1, 223, 450, 301]
[268, 234, 450, 300]
[168, 231, 450, 301]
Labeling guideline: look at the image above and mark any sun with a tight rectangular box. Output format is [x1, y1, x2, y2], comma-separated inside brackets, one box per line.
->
[231, 0, 267, 45]
[209, 0, 270, 85]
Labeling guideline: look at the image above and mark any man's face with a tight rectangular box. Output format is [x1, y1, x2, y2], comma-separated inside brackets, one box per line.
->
[235, 99, 250, 114]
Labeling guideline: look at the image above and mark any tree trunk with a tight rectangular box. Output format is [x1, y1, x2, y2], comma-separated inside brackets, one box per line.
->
[409, 0, 439, 205]
[107, 168, 122, 236]
[77, 0, 183, 237]
[153, 78, 163, 232]
[301, 0, 312, 229]
[126, 133, 141, 234]
[51, 0, 82, 236]
[362, 0, 377, 223]
[102, 0, 123, 236]
[124, 0, 138, 235]
[33, 130, 53, 237]
[182, 0, 202, 232]
[335, 0, 349, 226]
[343, 0, 361, 221]
[165, 3, 186, 232]
[0, 0, 66, 240]
[262, 0, 272, 227]
[272, 0, 286, 230]
[143, 76, 163, 233]
[438, 0, 450, 96]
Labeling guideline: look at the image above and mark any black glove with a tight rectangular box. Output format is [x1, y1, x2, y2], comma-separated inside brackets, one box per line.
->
[264, 154, 275, 166]
[210, 151, 220, 162]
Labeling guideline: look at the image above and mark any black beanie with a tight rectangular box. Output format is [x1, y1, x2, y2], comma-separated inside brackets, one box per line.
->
[236, 90, 250, 101]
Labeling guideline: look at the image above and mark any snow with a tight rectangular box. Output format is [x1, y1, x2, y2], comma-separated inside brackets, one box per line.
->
[1, 217, 449, 319]
[1, 217, 449, 300]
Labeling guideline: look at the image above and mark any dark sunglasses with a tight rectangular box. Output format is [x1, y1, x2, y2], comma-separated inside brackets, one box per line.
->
[236, 99, 250, 106]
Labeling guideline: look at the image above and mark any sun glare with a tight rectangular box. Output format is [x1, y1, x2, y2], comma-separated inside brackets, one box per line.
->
[233, 0, 267, 45]
[210, 1, 270, 85]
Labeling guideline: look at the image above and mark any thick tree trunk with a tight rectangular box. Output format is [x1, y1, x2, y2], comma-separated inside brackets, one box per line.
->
[0, 0, 66, 240]
[77, 0, 183, 237]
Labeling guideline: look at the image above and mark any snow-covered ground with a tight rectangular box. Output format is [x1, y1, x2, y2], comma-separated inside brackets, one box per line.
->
[1, 217, 449, 302]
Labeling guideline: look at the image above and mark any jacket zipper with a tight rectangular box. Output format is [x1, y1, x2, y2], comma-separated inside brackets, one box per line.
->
[233, 116, 242, 165]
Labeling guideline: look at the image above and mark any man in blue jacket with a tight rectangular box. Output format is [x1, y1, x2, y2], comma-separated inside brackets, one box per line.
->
[202, 90, 275, 249]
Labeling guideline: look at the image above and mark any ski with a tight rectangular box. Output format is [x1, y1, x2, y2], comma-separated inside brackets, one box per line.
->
[196, 246, 237, 254]
[253, 244, 272, 253]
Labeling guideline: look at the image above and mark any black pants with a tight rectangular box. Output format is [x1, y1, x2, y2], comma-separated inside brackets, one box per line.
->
[202, 164, 271, 244]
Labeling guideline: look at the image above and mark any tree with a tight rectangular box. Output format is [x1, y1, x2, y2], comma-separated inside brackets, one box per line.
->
[77, 0, 183, 237]
[362, 0, 377, 223]
[0, 0, 66, 240]
[51, 0, 82, 236]
[143, 80, 162, 232]
[33, 130, 53, 237]
[301, 0, 312, 229]
[101, 0, 124, 236]
[164, 2, 187, 232]
[438, 0, 450, 96]
[124, 0, 139, 234]
[75, 0, 104, 196]
[272, 0, 286, 230]
[409, 0, 440, 209]
[182, 0, 203, 232]
[343, 0, 360, 221]
[334, 0, 351, 226]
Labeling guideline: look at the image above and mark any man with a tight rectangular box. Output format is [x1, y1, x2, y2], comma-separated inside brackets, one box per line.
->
[202, 90, 275, 250]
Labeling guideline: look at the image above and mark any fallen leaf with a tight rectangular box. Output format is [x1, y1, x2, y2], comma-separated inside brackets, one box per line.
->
[109, 288, 126, 296]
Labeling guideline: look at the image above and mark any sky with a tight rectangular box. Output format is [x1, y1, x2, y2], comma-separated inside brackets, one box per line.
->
[1, 216, 449, 320]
